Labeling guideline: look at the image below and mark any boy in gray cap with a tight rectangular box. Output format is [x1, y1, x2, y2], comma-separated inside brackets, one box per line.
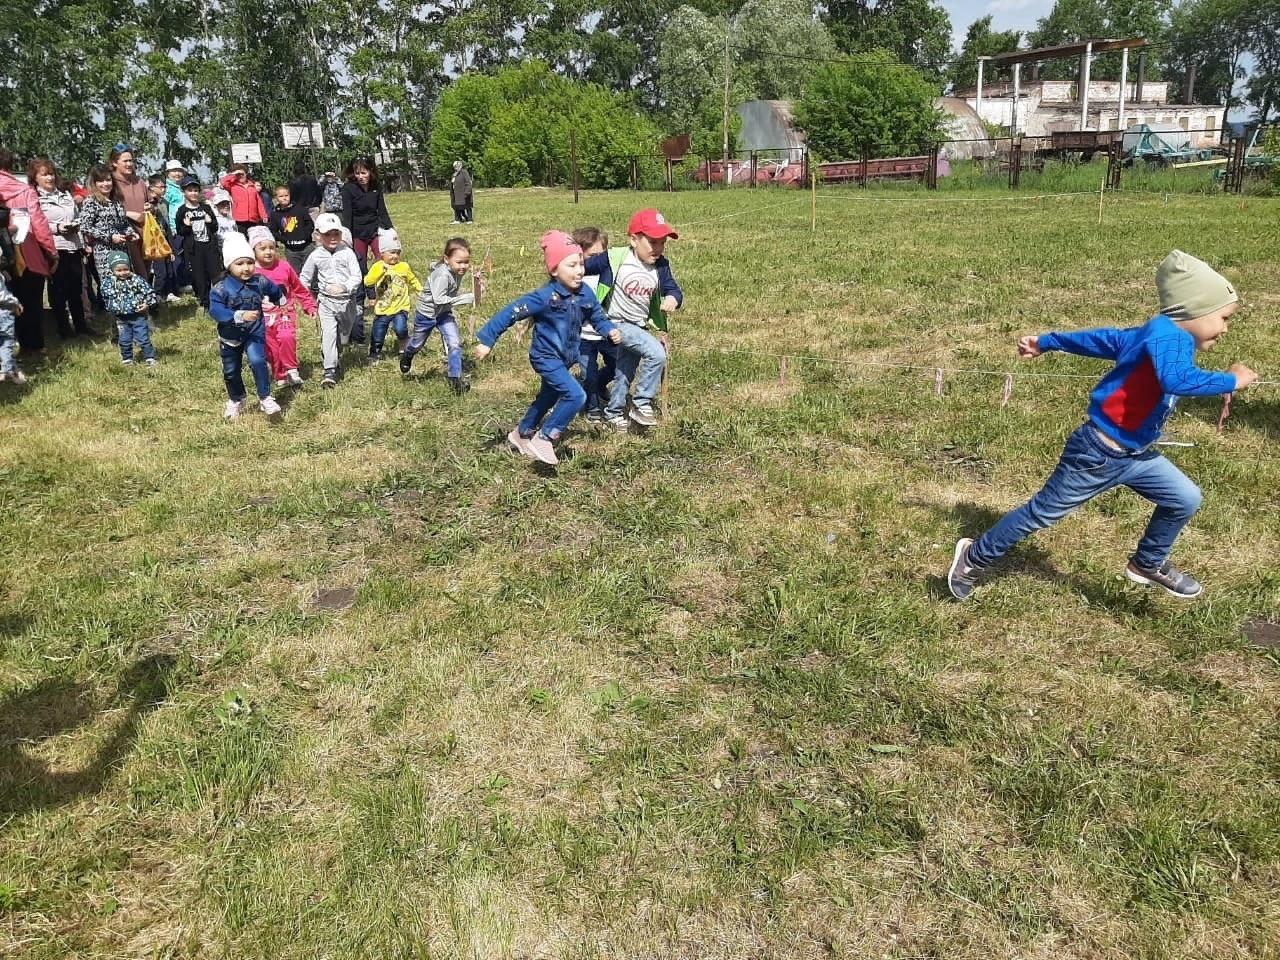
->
[949, 250, 1257, 601]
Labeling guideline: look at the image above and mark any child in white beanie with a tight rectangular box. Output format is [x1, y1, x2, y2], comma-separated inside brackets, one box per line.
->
[949, 250, 1258, 602]
[299, 213, 362, 388]
[209, 232, 288, 420]
[362, 227, 421, 361]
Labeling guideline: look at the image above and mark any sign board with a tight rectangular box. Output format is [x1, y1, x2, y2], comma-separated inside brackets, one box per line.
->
[231, 142, 262, 164]
[282, 122, 325, 150]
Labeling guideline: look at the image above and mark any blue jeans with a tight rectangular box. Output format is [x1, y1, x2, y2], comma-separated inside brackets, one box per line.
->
[217, 319, 271, 401]
[0, 309, 15, 374]
[370, 311, 408, 352]
[969, 423, 1202, 571]
[406, 311, 462, 377]
[606, 322, 665, 418]
[578, 338, 617, 414]
[117, 313, 155, 362]
[518, 359, 586, 440]
[151, 257, 178, 297]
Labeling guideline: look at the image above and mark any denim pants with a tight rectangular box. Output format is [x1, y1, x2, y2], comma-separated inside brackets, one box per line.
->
[117, 312, 156, 362]
[150, 257, 178, 297]
[405, 311, 462, 377]
[370, 311, 409, 352]
[0, 309, 15, 374]
[578, 338, 617, 414]
[217, 319, 271, 401]
[518, 359, 586, 440]
[606, 322, 665, 418]
[969, 423, 1203, 571]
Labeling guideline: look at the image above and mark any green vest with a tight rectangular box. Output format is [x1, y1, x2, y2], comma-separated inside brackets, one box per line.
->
[597, 245, 666, 332]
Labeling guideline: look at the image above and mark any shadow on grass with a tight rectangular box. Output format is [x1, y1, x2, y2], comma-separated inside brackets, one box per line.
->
[916, 500, 1153, 616]
[1216, 394, 1280, 441]
[0, 654, 174, 816]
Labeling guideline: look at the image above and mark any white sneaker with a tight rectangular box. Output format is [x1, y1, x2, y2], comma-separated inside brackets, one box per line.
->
[260, 395, 282, 418]
[605, 415, 630, 434]
[286, 369, 304, 386]
[166, 294, 181, 304]
[223, 399, 244, 420]
[145, 357, 157, 367]
[629, 404, 658, 427]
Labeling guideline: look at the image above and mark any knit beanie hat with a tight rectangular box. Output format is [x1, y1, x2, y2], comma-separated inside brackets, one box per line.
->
[222, 233, 255, 269]
[1156, 250, 1237, 322]
[247, 225, 274, 249]
[541, 230, 579, 273]
[378, 228, 401, 252]
[105, 250, 131, 272]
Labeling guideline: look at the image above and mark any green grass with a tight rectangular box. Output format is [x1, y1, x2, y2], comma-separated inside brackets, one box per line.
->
[2, 185, 1279, 959]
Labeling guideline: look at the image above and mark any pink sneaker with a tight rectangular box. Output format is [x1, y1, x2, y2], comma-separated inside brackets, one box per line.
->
[507, 428, 535, 458]
[527, 433, 559, 466]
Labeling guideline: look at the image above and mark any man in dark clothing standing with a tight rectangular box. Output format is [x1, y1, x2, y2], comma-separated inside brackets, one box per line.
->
[450, 160, 473, 224]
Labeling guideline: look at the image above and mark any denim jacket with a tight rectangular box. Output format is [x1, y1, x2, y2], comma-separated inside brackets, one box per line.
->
[477, 279, 617, 367]
[209, 274, 286, 329]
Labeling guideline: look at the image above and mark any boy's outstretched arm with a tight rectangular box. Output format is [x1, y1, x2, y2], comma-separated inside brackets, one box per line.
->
[1035, 326, 1128, 359]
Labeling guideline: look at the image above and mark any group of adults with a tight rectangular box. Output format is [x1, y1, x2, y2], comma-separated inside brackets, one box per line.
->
[0, 142, 421, 355]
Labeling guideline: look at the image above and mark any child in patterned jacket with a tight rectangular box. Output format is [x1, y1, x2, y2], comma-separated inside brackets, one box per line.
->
[100, 249, 159, 365]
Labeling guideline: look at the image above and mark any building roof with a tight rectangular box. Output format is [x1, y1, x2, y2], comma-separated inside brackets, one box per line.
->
[986, 38, 1148, 68]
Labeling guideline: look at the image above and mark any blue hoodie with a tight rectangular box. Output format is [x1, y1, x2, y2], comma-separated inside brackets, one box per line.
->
[1039, 314, 1237, 450]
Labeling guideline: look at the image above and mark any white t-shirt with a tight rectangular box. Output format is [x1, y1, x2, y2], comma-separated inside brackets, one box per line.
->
[607, 250, 658, 327]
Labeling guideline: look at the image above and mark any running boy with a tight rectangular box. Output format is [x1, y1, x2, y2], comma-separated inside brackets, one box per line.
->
[362, 228, 420, 361]
[475, 231, 621, 466]
[299, 213, 362, 388]
[100, 249, 160, 366]
[401, 237, 474, 394]
[209, 233, 286, 420]
[948, 250, 1257, 601]
[585, 209, 683, 430]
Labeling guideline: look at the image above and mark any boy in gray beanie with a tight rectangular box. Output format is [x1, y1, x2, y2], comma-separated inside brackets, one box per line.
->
[949, 250, 1257, 601]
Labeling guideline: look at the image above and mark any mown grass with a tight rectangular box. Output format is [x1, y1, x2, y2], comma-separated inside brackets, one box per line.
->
[1, 185, 1278, 959]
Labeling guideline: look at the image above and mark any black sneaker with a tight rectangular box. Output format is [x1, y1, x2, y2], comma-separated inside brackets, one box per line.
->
[321, 368, 337, 389]
[448, 375, 470, 395]
[1124, 560, 1203, 599]
[399, 352, 413, 375]
[947, 538, 983, 601]
[369, 348, 384, 362]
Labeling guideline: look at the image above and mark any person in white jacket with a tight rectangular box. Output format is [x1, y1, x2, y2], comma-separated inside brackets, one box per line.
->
[299, 213, 362, 388]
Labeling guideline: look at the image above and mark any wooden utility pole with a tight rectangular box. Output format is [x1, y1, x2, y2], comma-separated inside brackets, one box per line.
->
[722, 18, 731, 165]
[571, 128, 579, 204]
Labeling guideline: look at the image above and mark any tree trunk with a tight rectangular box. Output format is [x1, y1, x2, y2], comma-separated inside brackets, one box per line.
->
[1183, 61, 1197, 104]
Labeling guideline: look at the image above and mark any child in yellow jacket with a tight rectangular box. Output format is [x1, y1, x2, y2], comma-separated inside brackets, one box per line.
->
[363, 228, 422, 360]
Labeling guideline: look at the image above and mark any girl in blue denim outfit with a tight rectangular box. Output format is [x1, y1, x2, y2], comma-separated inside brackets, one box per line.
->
[209, 233, 287, 421]
[474, 231, 621, 467]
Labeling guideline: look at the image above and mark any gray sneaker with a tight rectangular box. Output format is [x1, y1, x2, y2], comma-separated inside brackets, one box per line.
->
[629, 403, 658, 427]
[947, 538, 983, 601]
[1125, 560, 1203, 599]
[605, 415, 630, 435]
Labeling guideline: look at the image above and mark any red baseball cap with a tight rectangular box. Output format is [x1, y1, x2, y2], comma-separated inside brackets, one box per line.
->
[627, 208, 679, 240]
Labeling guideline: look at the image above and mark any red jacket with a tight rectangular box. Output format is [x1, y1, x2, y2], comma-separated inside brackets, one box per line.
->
[0, 170, 57, 275]
[220, 173, 267, 224]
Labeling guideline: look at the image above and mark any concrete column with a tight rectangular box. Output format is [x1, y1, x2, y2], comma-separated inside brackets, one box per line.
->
[1012, 62, 1021, 134]
[1080, 41, 1092, 129]
[1118, 47, 1129, 129]
[976, 57, 985, 118]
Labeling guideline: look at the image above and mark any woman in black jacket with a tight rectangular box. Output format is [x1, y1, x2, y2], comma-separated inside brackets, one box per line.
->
[341, 157, 392, 333]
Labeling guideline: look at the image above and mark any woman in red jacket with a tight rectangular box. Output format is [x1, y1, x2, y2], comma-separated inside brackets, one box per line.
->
[0, 146, 58, 352]
[220, 164, 268, 234]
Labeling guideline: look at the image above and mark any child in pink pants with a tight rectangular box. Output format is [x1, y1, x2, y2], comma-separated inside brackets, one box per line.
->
[249, 226, 316, 387]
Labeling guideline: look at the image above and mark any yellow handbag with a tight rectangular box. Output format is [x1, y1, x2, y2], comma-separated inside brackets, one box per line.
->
[142, 212, 172, 261]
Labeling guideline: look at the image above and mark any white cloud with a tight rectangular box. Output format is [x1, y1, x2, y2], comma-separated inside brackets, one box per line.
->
[986, 0, 1038, 14]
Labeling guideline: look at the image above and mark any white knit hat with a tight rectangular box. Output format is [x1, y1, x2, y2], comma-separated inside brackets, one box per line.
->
[222, 233, 255, 269]
[247, 225, 274, 248]
[378, 228, 401, 252]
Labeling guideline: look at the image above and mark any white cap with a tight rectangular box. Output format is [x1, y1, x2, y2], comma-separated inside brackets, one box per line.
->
[222, 233, 255, 269]
[314, 212, 342, 234]
[210, 188, 232, 206]
[378, 228, 401, 252]
[165, 159, 184, 173]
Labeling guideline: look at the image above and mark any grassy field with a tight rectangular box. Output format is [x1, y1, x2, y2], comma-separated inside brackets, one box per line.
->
[2, 185, 1279, 959]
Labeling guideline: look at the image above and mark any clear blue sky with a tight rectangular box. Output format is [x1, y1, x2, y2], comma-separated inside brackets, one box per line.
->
[938, 0, 1053, 47]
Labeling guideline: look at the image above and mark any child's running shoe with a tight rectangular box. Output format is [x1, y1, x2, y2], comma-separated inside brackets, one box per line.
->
[275, 378, 287, 389]
[145, 358, 157, 367]
[286, 369, 304, 387]
[223, 399, 244, 420]
[121, 357, 134, 365]
[321, 369, 337, 389]
[629, 403, 658, 427]
[527, 434, 559, 466]
[369, 348, 384, 362]
[947, 538, 982, 601]
[399, 352, 413, 375]
[1124, 560, 1202, 599]
[585, 408, 606, 425]
[507, 428, 534, 458]
[448, 376, 470, 395]
[605, 415, 630, 434]
[260, 396, 282, 418]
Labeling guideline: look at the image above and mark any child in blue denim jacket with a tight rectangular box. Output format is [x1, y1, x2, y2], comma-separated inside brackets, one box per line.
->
[100, 250, 160, 366]
[209, 234, 286, 421]
[474, 231, 621, 466]
[949, 251, 1258, 602]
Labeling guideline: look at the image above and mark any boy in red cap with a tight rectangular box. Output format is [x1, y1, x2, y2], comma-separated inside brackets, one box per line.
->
[475, 231, 622, 466]
[584, 208, 683, 430]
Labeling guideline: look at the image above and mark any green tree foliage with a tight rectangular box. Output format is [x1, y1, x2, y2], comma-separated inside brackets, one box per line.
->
[793, 49, 946, 158]
[428, 62, 660, 187]
[1028, 0, 1169, 80]
[948, 16, 1022, 91]
[824, 0, 953, 80]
